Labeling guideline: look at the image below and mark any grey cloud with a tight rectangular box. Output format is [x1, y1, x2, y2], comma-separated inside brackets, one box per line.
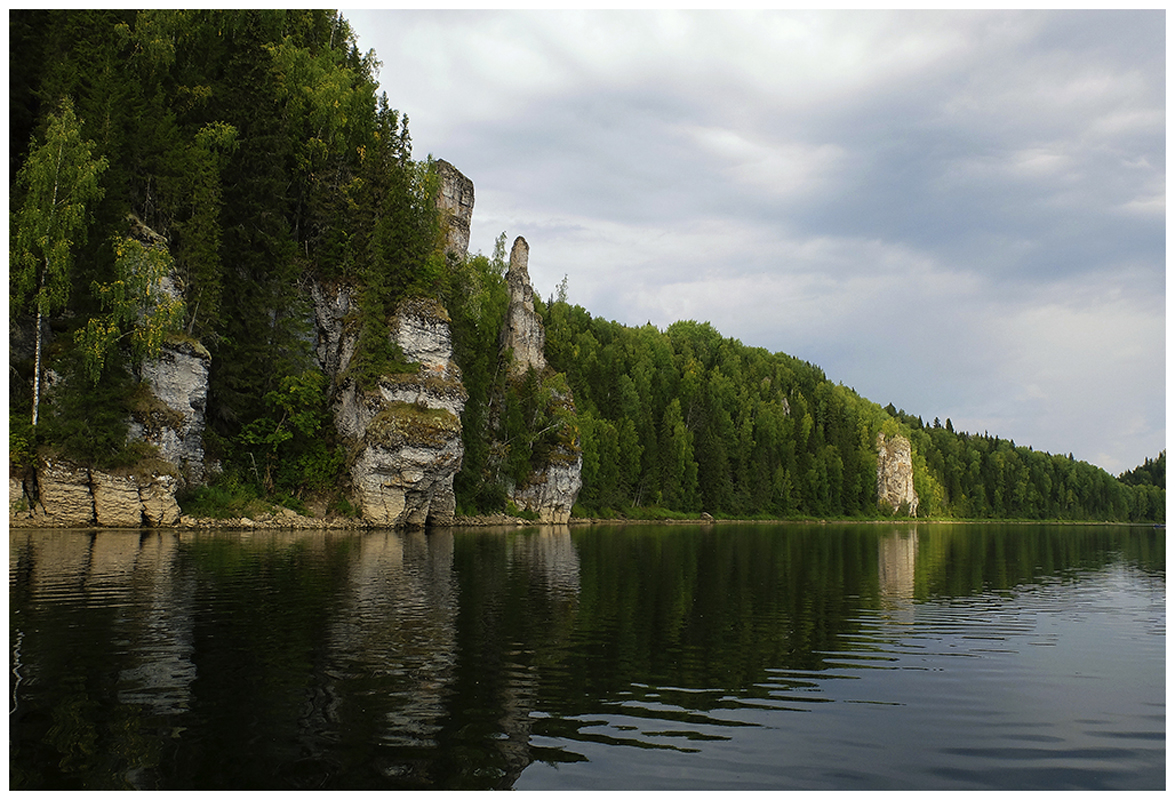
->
[347, 9, 1164, 473]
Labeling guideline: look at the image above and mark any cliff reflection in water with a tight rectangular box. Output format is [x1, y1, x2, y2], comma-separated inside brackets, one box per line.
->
[9, 524, 1164, 790]
[878, 529, 917, 620]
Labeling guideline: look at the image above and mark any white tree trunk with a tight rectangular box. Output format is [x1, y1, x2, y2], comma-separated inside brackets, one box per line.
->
[31, 283, 44, 428]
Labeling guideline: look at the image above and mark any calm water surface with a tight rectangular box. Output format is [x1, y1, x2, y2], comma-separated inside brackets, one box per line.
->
[9, 523, 1164, 790]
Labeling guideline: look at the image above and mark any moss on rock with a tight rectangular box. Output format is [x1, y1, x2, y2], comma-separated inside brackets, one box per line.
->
[367, 401, 460, 449]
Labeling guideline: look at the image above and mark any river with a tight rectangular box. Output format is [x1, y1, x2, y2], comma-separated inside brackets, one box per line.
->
[8, 522, 1165, 790]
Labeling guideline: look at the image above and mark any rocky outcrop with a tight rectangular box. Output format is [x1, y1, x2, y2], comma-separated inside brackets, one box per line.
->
[306, 162, 477, 530]
[309, 280, 359, 387]
[130, 338, 211, 486]
[499, 237, 547, 378]
[512, 448, 583, 525]
[877, 433, 919, 517]
[91, 470, 144, 528]
[348, 403, 464, 527]
[138, 473, 182, 526]
[29, 459, 94, 527]
[10, 457, 182, 528]
[327, 296, 468, 528]
[491, 236, 583, 522]
[121, 216, 210, 488]
[9, 217, 203, 528]
[436, 160, 474, 259]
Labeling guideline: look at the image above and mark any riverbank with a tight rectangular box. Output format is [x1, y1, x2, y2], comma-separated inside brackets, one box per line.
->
[11, 505, 1153, 531]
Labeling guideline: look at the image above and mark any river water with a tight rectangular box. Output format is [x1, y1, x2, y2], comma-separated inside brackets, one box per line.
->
[9, 523, 1164, 790]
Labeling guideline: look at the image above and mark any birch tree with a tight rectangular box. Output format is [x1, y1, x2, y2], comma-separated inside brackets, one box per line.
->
[10, 97, 107, 426]
[75, 233, 186, 384]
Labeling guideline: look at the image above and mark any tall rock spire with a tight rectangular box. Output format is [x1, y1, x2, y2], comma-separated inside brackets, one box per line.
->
[500, 236, 547, 378]
[435, 159, 474, 260]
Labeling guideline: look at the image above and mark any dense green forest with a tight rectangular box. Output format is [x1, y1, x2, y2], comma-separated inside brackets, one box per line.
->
[9, 10, 1164, 523]
[536, 299, 1164, 522]
[9, 9, 447, 506]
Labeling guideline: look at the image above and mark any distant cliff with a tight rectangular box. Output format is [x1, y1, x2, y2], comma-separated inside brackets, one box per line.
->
[876, 433, 919, 517]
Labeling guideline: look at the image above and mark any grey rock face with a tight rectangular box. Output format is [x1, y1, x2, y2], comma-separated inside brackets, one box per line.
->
[512, 448, 584, 525]
[500, 237, 547, 378]
[309, 280, 359, 384]
[435, 159, 475, 259]
[319, 292, 468, 528]
[91, 470, 144, 527]
[488, 235, 584, 522]
[351, 428, 463, 527]
[394, 297, 458, 372]
[876, 433, 920, 516]
[12, 458, 182, 528]
[32, 459, 96, 527]
[138, 473, 182, 526]
[131, 339, 211, 486]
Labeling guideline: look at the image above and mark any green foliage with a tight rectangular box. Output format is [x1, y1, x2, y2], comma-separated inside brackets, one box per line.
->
[173, 122, 238, 340]
[344, 313, 417, 392]
[239, 370, 342, 497]
[888, 407, 1164, 523]
[10, 97, 109, 319]
[9, 414, 35, 470]
[506, 501, 540, 521]
[542, 297, 1161, 523]
[176, 480, 264, 520]
[447, 237, 511, 513]
[11, 95, 109, 427]
[544, 300, 884, 519]
[34, 348, 145, 470]
[1119, 451, 1165, 487]
[75, 235, 186, 383]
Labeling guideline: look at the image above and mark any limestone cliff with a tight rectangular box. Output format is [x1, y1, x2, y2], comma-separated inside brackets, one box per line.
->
[129, 337, 211, 487]
[306, 161, 476, 529]
[436, 159, 474, 260]
[512, 445, 583, 525]
[10, 217, 201, 528]
[123, 217, 211, 488]
[309, 279, 359, 390]
[876, 433, 919, 516]
[322, 294, 468, 528]
[10, 457, 181, 528]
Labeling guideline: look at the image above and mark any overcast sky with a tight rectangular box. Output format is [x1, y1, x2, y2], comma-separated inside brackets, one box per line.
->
[344, 9, 1165, 475]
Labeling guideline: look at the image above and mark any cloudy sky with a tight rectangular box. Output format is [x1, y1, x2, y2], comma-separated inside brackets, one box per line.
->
[344, 9, 1165, 475]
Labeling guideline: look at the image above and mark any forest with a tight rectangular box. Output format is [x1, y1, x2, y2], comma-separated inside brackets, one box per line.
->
[9, 9, 1165, 523]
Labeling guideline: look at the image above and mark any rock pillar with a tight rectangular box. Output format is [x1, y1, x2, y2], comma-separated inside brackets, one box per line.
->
[435, 159, 474, 260]
[876, 433, 919, 516]
[329, 297, 468, 528]
[500, 237, 547, 378]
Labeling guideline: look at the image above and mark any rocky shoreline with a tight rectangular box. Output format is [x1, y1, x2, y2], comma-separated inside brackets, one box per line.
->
[11, 505, 1137, 532]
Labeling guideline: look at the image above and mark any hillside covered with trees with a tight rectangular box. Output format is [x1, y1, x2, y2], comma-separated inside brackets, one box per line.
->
[9, 10, 1164, 524]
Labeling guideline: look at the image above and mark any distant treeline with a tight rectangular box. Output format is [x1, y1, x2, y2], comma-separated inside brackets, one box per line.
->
[536, 299, 1164, 523]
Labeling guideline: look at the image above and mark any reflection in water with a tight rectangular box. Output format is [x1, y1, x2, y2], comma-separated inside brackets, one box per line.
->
[327, 530, 458, 752]
[878, 529, 917, 621]
[509, 526, 580, 599]
[114, 533, 197, 724]
[9, 524, 1165, 791]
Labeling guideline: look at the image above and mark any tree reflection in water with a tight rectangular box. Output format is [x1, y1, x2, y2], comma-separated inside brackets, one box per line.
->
[9, 523, 1164, 790]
